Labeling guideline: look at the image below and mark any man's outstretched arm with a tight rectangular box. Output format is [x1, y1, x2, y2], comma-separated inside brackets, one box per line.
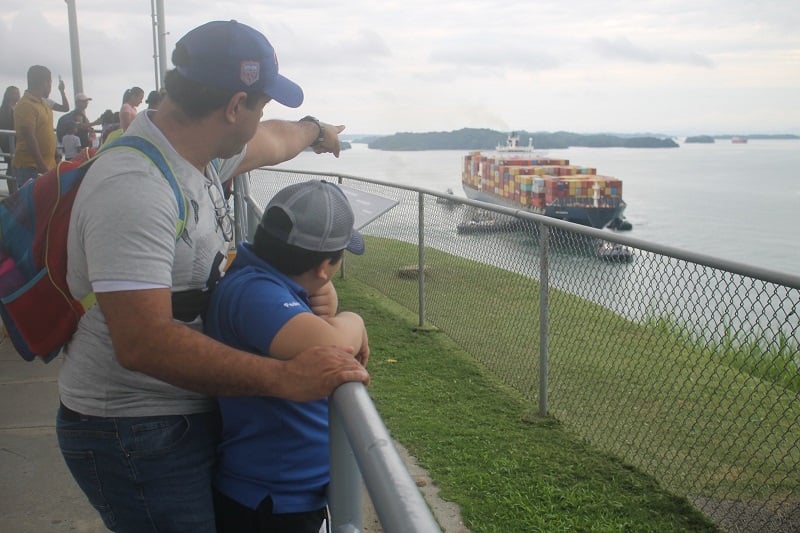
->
[236, 118, 346, 174]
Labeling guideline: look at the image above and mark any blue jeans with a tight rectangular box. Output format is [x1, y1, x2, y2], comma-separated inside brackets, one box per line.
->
[56, 403, 221, 532]
[10, 166, 38, 189]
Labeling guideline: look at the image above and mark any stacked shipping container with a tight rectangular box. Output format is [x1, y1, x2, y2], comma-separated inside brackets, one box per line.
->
[462, 152, 623, 210]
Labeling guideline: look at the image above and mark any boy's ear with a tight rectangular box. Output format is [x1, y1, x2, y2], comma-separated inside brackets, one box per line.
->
[315, 259, 332, 280]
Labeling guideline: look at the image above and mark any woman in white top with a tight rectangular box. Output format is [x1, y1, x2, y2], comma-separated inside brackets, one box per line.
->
[119, 86, 144, 132]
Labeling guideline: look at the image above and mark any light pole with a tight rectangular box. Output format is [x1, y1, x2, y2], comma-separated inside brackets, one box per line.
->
[151, 0, 168, 89]
[151, 0, 159, 90]
[156, 0, 168, 88]
[64, 0, 84, 97]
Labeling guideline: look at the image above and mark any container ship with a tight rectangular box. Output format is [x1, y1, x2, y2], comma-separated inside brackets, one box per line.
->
[461, 133, 627, 229]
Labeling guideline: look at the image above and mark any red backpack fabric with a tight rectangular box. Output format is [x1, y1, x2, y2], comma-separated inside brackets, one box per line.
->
[0, 136, 186, 362]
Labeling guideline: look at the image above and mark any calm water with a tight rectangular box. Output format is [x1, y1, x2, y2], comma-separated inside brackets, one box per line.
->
[278, 140, 800, 277]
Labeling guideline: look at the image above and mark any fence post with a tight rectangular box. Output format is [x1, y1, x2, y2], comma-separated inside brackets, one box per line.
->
[337, 176, 348, 280]
[232, 173, 250, 243]
[538, 223, 550, 416]
[417, 192, 426, 328]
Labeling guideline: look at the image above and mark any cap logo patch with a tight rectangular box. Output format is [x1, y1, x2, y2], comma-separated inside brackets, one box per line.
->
[240, 61, 260, 86]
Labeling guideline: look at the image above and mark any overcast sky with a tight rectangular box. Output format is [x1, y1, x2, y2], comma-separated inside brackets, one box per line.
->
[2, 1, 798, 136]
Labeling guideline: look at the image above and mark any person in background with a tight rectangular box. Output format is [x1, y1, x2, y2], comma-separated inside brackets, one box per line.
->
[0, 85, 20, 171]
[61, 121, 82, 160]
[145, 89, 163, 111]
[11, 65, 58, 189]
[45, 76, 70, 112]
[57, 20, 366, 533]
[98, 109, 120, 145]
[56, 93, 101, 148]
[119, 86, 144, 131]
[205, 180, 370, 533]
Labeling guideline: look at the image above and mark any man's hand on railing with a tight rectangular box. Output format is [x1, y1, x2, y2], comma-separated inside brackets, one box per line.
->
[276, 345, 369, 402]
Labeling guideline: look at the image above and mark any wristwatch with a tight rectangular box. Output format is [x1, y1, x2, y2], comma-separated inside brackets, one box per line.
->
[300, 115, 325, 148]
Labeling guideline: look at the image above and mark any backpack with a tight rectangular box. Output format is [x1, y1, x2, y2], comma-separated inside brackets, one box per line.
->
[0, 135, 187, 363]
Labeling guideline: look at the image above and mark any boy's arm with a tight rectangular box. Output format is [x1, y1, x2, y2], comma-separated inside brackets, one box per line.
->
[97, 288, 368, 401]
[327, 312, 370, 367]
[270, 310, 369, 367]
[308, 281, 338, 319]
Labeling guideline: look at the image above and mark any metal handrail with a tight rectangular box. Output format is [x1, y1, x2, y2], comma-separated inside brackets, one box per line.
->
[330, 383, 440, 533]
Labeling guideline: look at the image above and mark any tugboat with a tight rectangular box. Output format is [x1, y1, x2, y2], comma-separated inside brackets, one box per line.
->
[608, 216, 633, 231]
[455, 210, 523, 234]
[595, 241, 634, 262]
[462, 133, 627, 229]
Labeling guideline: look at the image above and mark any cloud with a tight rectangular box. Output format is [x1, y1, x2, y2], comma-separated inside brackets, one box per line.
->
[283, 29, 392, 67]
[429, 45, 562, 71]
[590, 37, 715, 68]
[0, 9, 71, 78]
[1, 0, 798, 135]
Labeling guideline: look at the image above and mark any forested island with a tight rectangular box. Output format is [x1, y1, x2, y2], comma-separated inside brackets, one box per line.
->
[713, 134, 798, 140]
[684, 134, 798, 143]
[357, 128, 679, 151]
[685, 135, 715, 144]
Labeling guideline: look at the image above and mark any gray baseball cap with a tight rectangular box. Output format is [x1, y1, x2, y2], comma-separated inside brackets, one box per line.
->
[260, 180, 365, 255]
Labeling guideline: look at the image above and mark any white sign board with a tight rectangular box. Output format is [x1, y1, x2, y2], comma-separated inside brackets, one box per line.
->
[337, 184, 399, 230]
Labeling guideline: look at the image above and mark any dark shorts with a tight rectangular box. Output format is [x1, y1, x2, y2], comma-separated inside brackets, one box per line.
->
[213, 488, 327, 533]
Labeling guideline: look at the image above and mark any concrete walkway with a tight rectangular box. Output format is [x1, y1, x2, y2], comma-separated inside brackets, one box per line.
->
[0, 333, 466, 532]
[0, 335, 104, 532]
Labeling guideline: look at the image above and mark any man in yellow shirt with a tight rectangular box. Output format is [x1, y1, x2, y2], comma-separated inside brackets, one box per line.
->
[11, 65, 57, 189]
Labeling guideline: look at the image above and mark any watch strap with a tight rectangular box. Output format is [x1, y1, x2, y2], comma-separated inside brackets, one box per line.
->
[300, 115, 325, 148]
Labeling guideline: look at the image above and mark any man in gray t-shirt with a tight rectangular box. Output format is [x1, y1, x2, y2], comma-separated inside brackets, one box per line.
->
[56, 20, 369, 533]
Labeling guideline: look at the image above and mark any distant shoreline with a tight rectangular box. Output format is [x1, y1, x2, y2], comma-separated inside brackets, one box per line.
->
[343, 131, 799, 142]
[343, 128, 798, 151]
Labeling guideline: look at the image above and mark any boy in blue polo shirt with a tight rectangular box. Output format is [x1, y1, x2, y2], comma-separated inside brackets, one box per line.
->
[204, 180, 370, 532]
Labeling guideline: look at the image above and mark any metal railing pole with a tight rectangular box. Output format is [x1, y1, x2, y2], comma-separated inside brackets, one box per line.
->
[331, 383, 441, 533]
[538, 223, 550, 416]
[328, 402, 363, 533]
[338, 175, 347, 279]
[417, 192, 425, 328]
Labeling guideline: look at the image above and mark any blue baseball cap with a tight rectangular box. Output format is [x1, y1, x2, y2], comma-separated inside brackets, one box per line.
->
[174, 20, 304, 108]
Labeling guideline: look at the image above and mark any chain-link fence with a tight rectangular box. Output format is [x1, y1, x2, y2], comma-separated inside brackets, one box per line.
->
[240, 168, 800, 533]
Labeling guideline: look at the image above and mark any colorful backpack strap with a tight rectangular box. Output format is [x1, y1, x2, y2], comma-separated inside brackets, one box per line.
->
[101, 128, 123, 146]
[99, 135, 188, 239]
[78, 291, 97, 313]
[75, 136, 188, 314]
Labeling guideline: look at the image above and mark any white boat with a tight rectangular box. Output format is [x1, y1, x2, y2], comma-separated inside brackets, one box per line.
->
[595, 241, 633, 262]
